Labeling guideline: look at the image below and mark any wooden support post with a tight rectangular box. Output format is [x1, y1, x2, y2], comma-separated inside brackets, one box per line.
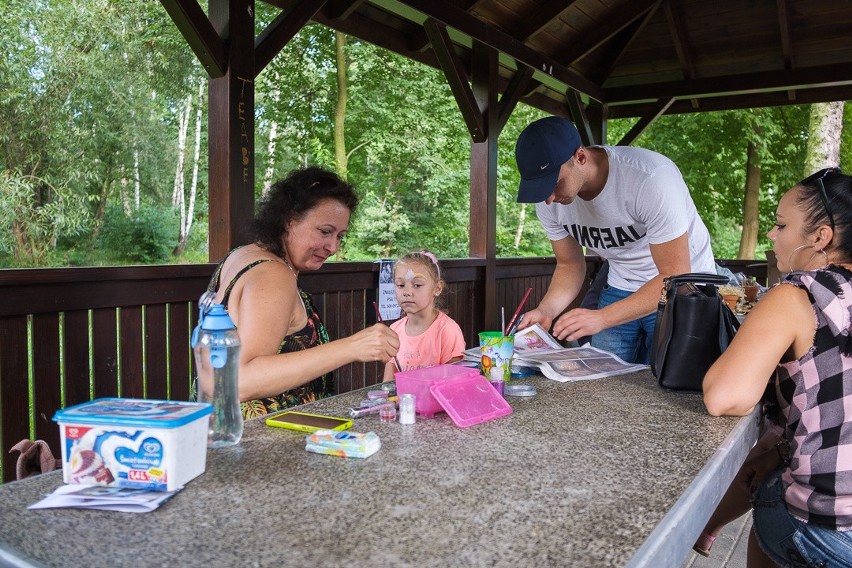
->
[207, 0, 256, 260]
[470, 43, 499, 331]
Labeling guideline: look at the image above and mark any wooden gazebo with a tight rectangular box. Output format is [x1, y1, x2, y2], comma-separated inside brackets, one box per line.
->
[2, 0, 851, 482]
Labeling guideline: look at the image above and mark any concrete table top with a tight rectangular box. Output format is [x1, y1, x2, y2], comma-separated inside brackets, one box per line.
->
[0, 370, 758, 568]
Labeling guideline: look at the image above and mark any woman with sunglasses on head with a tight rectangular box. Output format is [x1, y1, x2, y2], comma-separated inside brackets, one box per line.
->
[700, 168, 852, 567]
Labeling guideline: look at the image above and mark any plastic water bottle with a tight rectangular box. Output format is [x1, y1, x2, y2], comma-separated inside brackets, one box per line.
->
[192, 304, 242, 447]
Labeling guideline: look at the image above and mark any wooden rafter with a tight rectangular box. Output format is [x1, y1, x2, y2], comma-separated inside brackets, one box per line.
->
[515, 0, 580, 43]
[592, 1, 662, 85]
[616, 98, 675, 146]
[496, 67, 535, 133]
[553, 0, 659, 66]
[255, 0, 328, 75]
[424, 19, 487, 142]
[159, 0, 226, 77]
[663, 0, 699, 109]
[603, 61, 852, 103]
[399, 0, 603, 101]
[776, 0, 796, 101]
[326, 0, 365, 20]
[566, 90, 594, 146]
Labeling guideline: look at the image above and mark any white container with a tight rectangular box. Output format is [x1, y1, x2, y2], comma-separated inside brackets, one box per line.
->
[53, 398, 213, 491]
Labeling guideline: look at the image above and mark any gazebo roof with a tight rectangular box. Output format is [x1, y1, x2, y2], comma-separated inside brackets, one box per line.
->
[264, 0, 852, 120]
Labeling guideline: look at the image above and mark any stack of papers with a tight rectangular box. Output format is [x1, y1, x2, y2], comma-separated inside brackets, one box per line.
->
[29, 484, 182, 513]
[463, 323, 648, 382]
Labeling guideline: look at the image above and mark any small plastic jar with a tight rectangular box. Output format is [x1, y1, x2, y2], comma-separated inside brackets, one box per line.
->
[399, 394, 416, 424]
[379, 404, 397, 423]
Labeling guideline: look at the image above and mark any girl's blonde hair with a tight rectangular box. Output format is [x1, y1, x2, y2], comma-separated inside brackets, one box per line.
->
[395, 250, 446, 305]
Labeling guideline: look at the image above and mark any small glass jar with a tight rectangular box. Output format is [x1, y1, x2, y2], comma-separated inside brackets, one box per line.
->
[379, 403, 397, 423]
[399, 393, 416, 424]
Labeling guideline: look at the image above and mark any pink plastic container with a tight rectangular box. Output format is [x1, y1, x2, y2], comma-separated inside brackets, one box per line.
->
[430, 374, 513, 428]
[394, 364, 480, 417]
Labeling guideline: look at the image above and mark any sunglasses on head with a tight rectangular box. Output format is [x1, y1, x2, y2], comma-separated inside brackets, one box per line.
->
[800, 167, 841, 229]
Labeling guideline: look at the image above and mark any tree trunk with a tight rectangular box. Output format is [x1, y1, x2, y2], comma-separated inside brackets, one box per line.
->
[171, 95, 191, 208]
[334, 31, 348, 182]
[738, 134, 761, 259]
[804, 101, 845, 175]
[333, 31, 350, 260]
[175, 79, 205, 256]
[133, 146, 140, 210]
[261, 86, 281, 197]
[514, 204, 526, 249]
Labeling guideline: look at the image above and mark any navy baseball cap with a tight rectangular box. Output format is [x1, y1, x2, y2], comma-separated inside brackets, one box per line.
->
[514, 116, 582, 203]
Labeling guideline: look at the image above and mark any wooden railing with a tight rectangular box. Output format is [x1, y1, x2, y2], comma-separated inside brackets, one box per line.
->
[0, 256, 768, 482]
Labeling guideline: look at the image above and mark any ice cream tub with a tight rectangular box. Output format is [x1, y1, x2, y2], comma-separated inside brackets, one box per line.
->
[53, 398, 213, 491]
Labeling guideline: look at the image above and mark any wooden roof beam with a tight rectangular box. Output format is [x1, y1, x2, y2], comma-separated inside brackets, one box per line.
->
[424, 19, 487, 142]
[616, 97, 674, 146]
[515, 0, 580, 43]
[495, 66, 535, 133]
[553, 0, 659, 67]
[255, 0, 328, 75]
[776, 0, 796, 101]
[566, 90, 595, 146]
[664, 0, 700, 109]
[603, 61, 852, 103]
[592, 1, 662, 84]
[398, 0, 603, 101]
[159, 0, 226, 77]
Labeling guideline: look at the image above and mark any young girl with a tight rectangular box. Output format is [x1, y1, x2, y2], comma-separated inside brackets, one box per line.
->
[382, 251, 465, 381]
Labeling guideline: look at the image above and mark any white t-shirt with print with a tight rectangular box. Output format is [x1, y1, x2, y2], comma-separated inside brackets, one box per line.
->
[536, 145, 715, 292]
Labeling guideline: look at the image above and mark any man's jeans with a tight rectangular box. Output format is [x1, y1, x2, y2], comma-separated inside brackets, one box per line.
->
[590, 285, 655, 364]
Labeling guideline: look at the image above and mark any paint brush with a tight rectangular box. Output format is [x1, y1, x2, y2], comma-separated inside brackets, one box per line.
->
[373, 301, 403, 372]
[504, 287, 533, 336]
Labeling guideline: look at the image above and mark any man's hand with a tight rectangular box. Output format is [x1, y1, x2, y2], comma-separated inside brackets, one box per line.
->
[516, 307, 553, 333]
[551, 308, 608, 342]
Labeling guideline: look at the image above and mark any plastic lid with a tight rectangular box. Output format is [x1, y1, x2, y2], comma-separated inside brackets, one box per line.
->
[200, 304, 236, 331]
[54, 398, 213, 427]
[429, 375, 512, 428]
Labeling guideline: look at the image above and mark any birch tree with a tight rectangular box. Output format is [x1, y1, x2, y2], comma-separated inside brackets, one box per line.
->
[804, 101, 845, 175]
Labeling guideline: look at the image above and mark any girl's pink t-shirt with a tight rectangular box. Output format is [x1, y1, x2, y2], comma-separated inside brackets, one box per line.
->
[390, 311, 465, 370]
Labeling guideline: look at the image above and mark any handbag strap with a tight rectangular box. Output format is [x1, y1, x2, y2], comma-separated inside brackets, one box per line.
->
[664, 273, 730, 287]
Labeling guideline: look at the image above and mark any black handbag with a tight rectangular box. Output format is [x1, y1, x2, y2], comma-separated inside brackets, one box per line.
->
[650, 273, 740, 392]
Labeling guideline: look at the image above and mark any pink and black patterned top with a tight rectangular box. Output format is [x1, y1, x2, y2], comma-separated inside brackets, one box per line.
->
[773, 264, 852, 530]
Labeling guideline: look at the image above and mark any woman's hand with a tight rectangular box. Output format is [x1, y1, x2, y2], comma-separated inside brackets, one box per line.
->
[346, 324, 400, 363]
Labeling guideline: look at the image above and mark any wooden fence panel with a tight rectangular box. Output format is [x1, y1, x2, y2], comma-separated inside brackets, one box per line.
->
[92, 308, 119, 399]
[119, 306, 145, 400]
[31, 313, 62, 455]
[145, 304, 169, 400]
[63, 310, 91, 407]
[0, 316, 30, 483]
[171, 302, 193, 401]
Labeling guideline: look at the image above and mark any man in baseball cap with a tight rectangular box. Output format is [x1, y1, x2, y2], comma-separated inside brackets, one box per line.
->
[515, 116, 582, 203]
[511, 115, 716, 364]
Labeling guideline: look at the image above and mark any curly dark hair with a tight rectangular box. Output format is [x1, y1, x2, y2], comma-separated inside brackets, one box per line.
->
[251, 167, 358, 259]
[797, 168, 852, 260]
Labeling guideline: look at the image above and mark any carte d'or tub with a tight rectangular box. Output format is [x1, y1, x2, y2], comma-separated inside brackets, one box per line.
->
[53, 398, 213, 491]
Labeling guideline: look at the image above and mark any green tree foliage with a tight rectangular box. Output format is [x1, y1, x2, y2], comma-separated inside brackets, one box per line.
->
[607, 107, 810, 259]
[2, 1, 847, 268]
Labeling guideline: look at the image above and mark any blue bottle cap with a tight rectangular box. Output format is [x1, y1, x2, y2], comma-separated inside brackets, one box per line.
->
[200, 304, 236, 331]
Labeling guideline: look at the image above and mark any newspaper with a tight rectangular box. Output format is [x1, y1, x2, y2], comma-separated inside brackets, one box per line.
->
[463, 323, 648, 382]
[29, 484, 182, 513]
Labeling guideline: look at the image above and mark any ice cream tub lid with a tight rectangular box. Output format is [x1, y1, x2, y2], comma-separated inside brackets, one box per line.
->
[53, 398, 213, 428]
